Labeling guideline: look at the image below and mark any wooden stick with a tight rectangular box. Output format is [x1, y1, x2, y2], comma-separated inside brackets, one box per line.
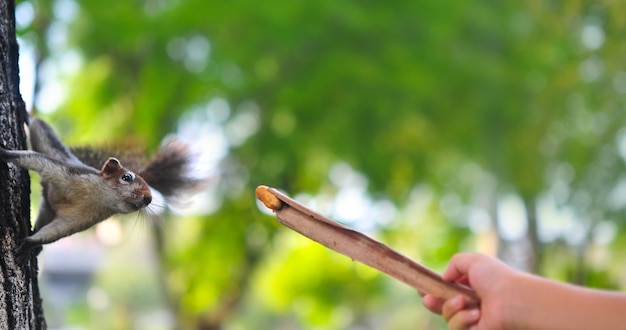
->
[256, 185, 480, 308]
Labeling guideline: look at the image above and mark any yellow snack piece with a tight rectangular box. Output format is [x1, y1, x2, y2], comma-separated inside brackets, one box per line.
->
[255, 185, 283, 210]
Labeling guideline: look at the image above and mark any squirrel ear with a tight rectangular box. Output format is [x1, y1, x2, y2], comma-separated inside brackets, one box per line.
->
[101, 157, 122, 177]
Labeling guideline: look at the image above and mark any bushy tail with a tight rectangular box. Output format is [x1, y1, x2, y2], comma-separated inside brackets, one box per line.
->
[138, 141, 206, 202]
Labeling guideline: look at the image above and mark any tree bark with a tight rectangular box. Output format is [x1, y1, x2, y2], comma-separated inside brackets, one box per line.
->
[0, 0, 46, 327]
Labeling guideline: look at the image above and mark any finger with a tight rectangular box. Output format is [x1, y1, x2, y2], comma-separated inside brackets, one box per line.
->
[455, 274, 470, 286]
[442, 253, 481, 282]
[442, 295, 466, 321]
[448, 309, 480, 330]
[422, 294, 443, 314]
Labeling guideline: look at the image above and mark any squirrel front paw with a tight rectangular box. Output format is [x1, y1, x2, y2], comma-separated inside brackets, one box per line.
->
[14, 238, 42, 266]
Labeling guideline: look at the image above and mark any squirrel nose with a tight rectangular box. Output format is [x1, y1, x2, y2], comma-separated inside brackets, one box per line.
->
[143, 195, 152, 205]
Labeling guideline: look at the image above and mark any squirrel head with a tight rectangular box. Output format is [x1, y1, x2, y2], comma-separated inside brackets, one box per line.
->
[100, 157, 153, 213]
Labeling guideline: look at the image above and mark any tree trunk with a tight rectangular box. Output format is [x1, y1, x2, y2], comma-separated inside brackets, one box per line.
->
[524, 196, 541, 274]
[0, 0, 46, 327]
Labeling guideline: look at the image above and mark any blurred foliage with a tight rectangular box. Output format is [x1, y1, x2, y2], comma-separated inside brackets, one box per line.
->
[14, 0, 626, 328]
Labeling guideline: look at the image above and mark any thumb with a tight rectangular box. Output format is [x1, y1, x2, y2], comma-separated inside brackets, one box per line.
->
[442, 253, 482, 282]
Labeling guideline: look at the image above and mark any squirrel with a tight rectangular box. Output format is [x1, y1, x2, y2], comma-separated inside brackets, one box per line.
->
[0, 118, 203, 264]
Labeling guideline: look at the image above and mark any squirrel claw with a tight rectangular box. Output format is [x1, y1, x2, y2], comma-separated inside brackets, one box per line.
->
[14, 239, 41, 266]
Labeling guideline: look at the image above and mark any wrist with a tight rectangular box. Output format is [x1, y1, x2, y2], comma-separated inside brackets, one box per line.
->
[492, 271, 534, 329]
[506, 273, 626, 330]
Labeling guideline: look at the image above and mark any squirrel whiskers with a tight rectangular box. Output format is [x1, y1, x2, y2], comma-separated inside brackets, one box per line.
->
[0, 118, 204, 264]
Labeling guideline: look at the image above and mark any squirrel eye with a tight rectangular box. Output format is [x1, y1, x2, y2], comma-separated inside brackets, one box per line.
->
[121, 173, 134, 182]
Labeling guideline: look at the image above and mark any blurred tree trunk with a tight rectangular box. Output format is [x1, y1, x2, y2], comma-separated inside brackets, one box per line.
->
[524, 197, 542, 274]
[0, 0, 46, 328]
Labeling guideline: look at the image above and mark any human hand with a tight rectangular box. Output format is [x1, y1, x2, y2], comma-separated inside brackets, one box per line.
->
[421, 253, 520, 329]
[423, 252, 626, 330]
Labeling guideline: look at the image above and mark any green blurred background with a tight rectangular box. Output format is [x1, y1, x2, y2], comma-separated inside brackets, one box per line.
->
[14, 1, 626, 329]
